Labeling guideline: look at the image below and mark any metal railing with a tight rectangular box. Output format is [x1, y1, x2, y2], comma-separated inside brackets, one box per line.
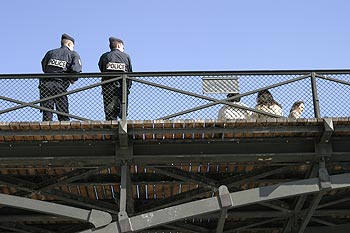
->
[0, 70, 349, 122]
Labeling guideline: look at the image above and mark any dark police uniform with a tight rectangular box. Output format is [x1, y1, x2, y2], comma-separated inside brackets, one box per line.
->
[98, 37, 133, 120]
[40, 33, 82, 121]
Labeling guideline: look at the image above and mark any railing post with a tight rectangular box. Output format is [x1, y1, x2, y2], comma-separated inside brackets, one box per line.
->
[121, 74, 128, 121]
[311, 72, 321, 118]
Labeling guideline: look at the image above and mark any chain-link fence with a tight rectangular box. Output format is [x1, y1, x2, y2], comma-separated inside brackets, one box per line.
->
[0, 71, 349, 122]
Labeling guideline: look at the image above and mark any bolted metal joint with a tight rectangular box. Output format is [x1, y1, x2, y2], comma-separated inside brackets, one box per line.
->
[218, 185, 233, 208]
[88, 209, 113, 228]
[118, 211, 132, 232]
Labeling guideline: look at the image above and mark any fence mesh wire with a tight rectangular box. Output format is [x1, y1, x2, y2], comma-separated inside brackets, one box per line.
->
[0, 71, 349, 122]
[316, 74, 350, 118]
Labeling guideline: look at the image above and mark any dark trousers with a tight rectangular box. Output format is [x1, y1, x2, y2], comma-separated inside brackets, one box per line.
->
[102, 82, 123, 120]
[39, 80, 70, 121]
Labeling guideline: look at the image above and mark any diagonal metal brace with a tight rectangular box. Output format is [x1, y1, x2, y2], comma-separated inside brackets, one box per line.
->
[126, 172, 350, 232]
[0, 193, 112, 228]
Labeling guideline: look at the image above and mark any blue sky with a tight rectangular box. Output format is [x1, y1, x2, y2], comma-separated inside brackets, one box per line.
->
[1, 0, 350, 74]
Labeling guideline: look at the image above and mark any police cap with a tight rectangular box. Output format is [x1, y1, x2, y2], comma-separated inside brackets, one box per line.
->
[109, 37, 124, 44]
[61, 33, 75, 44]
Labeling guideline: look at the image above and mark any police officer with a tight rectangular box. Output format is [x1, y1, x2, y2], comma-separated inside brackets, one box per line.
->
[98, 37, 133, 120]
[40, 33, 82, 121]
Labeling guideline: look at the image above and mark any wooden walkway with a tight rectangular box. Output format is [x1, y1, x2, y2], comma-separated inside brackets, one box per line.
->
[1, 118, 349, 141]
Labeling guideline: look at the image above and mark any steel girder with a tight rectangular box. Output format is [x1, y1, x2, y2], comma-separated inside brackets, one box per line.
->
[72, 172, 350, 233]
[0, 193, 112, 228]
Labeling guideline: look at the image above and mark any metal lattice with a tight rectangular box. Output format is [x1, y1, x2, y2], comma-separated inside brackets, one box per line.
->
[0, 71, 349, 122]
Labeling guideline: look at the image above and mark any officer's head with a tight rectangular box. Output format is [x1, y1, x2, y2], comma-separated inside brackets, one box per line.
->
[109, 37, 124, 52]
[61, 33, 75, 51]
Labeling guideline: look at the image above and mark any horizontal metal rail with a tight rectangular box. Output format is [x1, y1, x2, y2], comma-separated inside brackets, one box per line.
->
[2, 69, 350, 79]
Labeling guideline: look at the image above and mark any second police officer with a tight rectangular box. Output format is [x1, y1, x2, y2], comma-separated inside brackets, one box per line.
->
[40, 33, 82, 121]
[98, 37, 133, 120]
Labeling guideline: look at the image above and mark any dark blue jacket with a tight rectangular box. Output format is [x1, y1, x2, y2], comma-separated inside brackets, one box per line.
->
[98, 48, 133, 73]
[41, 46, 82, 82]
[98, 48, 133, 89]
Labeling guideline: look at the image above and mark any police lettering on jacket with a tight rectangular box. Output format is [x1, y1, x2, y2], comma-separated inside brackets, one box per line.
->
[106, 62, 126, 71]
[48, 59, 67, 69]
[41, 46, 82, 74]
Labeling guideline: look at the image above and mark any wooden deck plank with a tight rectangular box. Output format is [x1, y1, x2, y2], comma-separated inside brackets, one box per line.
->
[153, 120, 164, 140]
[51, 121, 64, 141]
[0, 122, 11, 131]
[162, 120, 173, 139]
[94, 185, 104, 199]
[173, 120, 185, 139]
[138, 184, 146, 199]
[146, 185, 155, 200]
[143, 120, 154, 140]
[162, 184, 171, 198]
[86, 186, 96, 199]
[0, 118, 347, 142]
[28, 122, 43, 141]
[184, 120, 194, 139]
[203, 120, 215, 139]
[80, 121, 94, 140]
[193, 121, 204, 139]
[39, 121, 54, 140]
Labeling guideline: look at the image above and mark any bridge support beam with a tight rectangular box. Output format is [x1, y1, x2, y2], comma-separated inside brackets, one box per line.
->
[0, 193, 112, 228]
[120, 172, 350, 232]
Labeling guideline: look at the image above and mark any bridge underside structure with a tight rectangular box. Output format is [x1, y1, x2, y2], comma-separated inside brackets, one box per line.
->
[0, 118, 350, 233]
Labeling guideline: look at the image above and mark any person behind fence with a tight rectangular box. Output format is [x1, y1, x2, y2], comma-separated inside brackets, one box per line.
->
[253, 89, 283, 118]
[39, 33, 82, 121]
[98, 37, 133, 120]
[218, 93, 252, 120]
[288, 101, 305, 119]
